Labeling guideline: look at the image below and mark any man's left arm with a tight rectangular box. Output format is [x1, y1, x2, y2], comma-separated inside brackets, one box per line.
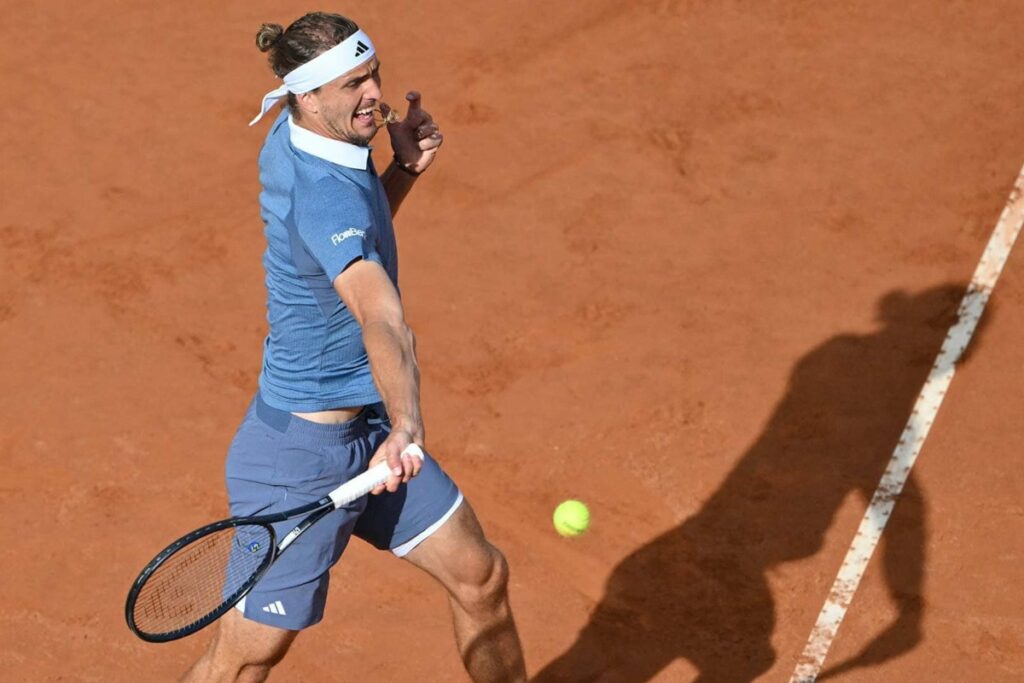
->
[381, 91, 444, 216]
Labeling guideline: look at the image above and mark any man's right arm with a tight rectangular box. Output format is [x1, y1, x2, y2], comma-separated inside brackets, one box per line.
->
[333, 258, 424, 493]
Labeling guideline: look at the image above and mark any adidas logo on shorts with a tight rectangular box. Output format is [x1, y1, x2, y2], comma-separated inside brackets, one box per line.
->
[262, 600, 287, 616]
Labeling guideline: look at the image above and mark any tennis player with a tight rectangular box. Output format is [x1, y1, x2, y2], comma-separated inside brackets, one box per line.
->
[181, 12, 526, 682]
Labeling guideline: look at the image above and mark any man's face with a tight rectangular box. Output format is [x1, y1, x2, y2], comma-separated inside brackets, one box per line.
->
[304, 56, 383, 146]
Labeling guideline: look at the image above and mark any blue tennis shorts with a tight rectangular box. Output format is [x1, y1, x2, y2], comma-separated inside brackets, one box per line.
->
[225, 393, 463, 630]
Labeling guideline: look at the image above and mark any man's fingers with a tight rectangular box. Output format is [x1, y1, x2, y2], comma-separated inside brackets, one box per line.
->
[406, 91, 422, 112]
[388, 448, 404, 473]
[370, 440, 423, 493]
[416, 122, 439, 140]
[418, 133, 443, 152]
[401, 452, 414, 483]
[400, 452, 423, 482]
[400, 443, 422, 483]
[403, 92, 433, 126]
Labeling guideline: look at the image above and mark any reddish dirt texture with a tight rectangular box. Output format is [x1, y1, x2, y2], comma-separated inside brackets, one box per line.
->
[2, 1, 1024, 681]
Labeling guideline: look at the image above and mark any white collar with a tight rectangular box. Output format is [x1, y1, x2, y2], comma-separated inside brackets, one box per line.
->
[288, 115, 370, 170]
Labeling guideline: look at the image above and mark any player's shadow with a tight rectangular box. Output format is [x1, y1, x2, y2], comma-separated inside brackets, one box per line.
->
[533, 283, 990, 682]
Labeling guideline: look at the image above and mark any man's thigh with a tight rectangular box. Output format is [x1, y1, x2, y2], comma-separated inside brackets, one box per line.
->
[400, 500, 499, 588]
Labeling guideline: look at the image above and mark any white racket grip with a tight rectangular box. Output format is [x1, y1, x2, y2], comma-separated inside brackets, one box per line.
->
[327, 444, 425, 508]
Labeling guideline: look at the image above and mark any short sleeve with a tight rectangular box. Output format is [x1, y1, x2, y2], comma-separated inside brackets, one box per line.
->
[292, 176, 381, 283]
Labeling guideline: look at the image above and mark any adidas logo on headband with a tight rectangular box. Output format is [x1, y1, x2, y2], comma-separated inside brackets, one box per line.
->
[355, 40, 370, 57]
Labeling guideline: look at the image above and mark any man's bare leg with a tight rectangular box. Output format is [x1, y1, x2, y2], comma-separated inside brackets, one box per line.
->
[403, 501, 527, 683]
[180, 608, 298, 683]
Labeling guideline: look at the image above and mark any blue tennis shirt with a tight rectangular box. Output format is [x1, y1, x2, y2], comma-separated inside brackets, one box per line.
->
[256, 109, 398, 411]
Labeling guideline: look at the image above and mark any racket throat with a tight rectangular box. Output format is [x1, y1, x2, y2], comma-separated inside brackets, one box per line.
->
[277, 506, 334, 553]
[277, 526, 305, 552]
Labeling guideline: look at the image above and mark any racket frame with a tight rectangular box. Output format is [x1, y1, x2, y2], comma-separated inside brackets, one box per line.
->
[125, 498, 323, 643]
[125, 446, 423, 643]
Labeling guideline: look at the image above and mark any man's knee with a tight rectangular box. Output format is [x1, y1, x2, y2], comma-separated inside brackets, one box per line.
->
[185, 610, 299, 683]
[405, 502, 514, 616]
[451, 543, 512, 615]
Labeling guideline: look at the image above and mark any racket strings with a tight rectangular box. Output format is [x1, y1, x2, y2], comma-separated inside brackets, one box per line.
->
[131, 524, 273, 636]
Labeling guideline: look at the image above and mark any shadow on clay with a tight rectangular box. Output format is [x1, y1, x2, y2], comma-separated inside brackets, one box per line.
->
[533, 283, 991, 682]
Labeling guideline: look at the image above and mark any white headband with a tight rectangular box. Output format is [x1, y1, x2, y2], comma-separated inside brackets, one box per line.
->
[249, 29, 376, 126]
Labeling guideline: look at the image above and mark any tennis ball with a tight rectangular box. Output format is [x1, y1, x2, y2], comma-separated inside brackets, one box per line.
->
[553, 500, 590, 537]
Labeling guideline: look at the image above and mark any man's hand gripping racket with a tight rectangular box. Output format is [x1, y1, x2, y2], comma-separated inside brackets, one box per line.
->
[124, 444, 425, 643]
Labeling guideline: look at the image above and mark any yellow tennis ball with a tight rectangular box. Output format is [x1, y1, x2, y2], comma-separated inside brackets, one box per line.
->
[553, 500, 590, 537]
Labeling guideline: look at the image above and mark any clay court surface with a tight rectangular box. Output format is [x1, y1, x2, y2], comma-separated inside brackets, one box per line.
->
[3, 1, 1024, 680]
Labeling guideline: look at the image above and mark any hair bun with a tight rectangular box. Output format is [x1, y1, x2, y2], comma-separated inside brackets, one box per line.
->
[255, 23, 285, 52]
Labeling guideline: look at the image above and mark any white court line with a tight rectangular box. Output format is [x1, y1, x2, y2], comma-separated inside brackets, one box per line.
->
[790, 164, 1024, 683]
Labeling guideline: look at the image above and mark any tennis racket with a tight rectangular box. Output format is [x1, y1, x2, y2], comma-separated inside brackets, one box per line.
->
[125, 444, 424, 643]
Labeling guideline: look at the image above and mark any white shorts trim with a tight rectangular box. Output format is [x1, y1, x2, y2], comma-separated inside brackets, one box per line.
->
[391, 491, 464, 558]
